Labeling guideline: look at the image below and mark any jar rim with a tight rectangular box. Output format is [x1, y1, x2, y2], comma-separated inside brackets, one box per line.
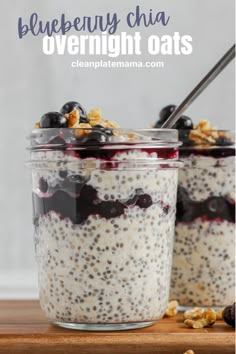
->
[27, 128, 181, 150]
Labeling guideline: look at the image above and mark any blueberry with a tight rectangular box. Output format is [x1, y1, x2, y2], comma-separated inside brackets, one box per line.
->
[178, 130, 194, 146]
[80, 185, 98, 203]
[159, 105, 176, 122]
[40, 112, 68, 128]
[155, 105, 194, 131]
[39, 177, 48, 193]
[154, 105, 176, 128]
[79, 115, 88, 123]
[59, 170, 68, 179]
[173, 116, 194, 130]
[93, 125, 113, 136]
[50, 191, 73, 218]
[207, 197, 224, 214]
[206, 196, 233, 221]
[173, 116, 194, 145]
[177, 187, 190, 203]
[99, 201, 125, 218]
[93, 125, 104, 129]
[124, 189, 144, 206]
[136, 194, 153, 208]
[223, 303, 235, 328]
[215, 136, 233, 146]
[60, 101, 87, 122]
[154, 120, 163, 128]
[81, 131, 109, 145]
[232, 303, 235, 325]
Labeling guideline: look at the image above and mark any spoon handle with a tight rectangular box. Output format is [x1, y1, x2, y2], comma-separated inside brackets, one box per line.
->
[161, 44, 235, 129]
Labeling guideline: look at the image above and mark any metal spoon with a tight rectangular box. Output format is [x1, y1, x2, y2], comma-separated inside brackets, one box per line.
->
[161, 44, 235, 128]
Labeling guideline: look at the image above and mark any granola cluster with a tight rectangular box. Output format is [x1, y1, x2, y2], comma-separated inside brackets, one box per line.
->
[189, 120, 233, 146]
[66, 108, 120, 136]
[69, 108, 119, 129]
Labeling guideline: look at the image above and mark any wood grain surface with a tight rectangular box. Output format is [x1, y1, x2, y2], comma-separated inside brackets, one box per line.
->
[0, 301, 234, 354]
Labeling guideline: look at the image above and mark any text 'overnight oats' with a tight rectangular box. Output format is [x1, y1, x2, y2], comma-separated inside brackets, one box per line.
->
[155, 105, 235, 307]
[28, 101, 182, 330]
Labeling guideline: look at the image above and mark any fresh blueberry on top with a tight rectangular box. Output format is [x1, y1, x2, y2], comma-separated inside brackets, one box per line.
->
[155, 105, 194, 131]
[40, 112, 68, 128]
[154, 120, 163, 128]
[173, 116, 194, 145]
[178, 130, 194, 146]
[173, 116, 194, 130]
[154, 105, 176, 128]
[60, 101, 87, 119]
[160, 105, 176, 122]
[81, 131, 109, 145]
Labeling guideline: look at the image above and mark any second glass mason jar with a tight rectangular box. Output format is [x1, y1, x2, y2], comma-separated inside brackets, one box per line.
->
[170, 130, 235, 307]
[28, 128, 182, 330]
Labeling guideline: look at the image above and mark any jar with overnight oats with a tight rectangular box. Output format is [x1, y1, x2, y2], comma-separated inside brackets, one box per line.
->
[170, 125, 235, 307]
[27, 103, 182, 330]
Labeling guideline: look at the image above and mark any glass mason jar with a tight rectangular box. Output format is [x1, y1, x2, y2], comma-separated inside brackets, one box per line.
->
[170, 130, 235, 308]
[27, 128, 182, 331]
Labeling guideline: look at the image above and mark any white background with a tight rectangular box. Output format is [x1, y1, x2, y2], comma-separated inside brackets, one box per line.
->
[0, 0, 235, 298]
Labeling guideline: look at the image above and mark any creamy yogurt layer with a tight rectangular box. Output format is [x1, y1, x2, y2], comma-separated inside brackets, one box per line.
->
[36, 203, 175, 323]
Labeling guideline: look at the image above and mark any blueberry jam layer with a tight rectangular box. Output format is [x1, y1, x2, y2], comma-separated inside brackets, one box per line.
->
[33, 142, 179, 161]
[33, 186, 169, 225]
[179, 146, 235, 159]
[176, 187, 235, 223]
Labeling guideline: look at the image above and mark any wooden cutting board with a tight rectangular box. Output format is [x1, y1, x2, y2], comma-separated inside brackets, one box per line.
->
[0, 300, 234, 354]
